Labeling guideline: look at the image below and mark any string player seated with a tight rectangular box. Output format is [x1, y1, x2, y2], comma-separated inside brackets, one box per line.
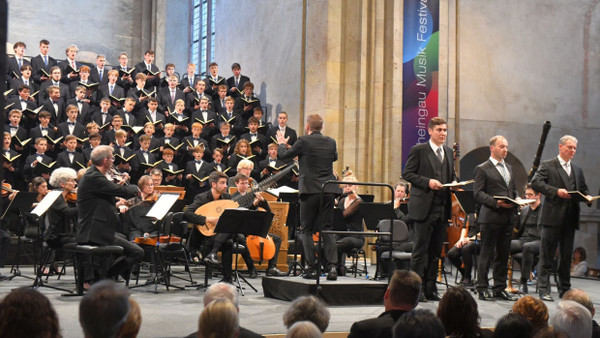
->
[120, 175, 159, 241]
[334, 176, 365, 276]
[231, 173, 286, 277]
[182, 171, 239, 284]
[446, 213, 480, 286]
[202, 173, 259, 279]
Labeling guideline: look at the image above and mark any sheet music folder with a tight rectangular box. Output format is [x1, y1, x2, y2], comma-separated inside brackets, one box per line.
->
[214, 209, 274, 237]
[452, 190, 477, 214]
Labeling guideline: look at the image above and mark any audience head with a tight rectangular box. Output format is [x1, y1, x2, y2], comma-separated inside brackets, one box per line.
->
[494, 313, 533, 338]
[198, 298, 239, 338]
[550, 300, 592, 338]
[286, 321, 323, 338]
[532, 327, 568, 338]
[393, 309, 445, 338]
[79, 280, 130, 338]
[562, 288, 595, 317]
[573, 247, 586, 263]
[283, 296, 330, 333]
[512, 295, 549, 334]
[385, 270, 421, 311]
[0, 287, 61, 338]
[204, 282, 239, 309]
[436, 286, 481, 337]
[120, 298, 142, 338]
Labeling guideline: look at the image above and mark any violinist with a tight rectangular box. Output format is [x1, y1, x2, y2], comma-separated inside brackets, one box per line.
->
[30, 176, 49, 205]
[43, 168, 79, 274]
[393, 182, 410, 223]
[122, 175, 159, 240]
[0, 180, 19, 274]
[335, 176, 364, 277]
[232, 173, 285, 277]
[446, 213, 480, 286]
[77, 145, 142, 282]
[203, 173, 259, 279]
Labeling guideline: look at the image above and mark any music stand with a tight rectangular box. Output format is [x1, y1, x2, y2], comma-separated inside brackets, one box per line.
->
[214, 209, 274, 295]
[2, 192, 45, 281]
[358, 202, 396, 280]
[359, 203, 396, 231]
[279, 192, 305, 276]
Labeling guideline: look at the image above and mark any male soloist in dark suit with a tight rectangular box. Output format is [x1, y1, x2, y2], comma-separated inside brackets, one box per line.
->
[348, 270, 421, 338]
[532, 135, 590, 301]
[473, 135, 518, 301]
[77, 145, 142, 280]
[277, 114, 340, 280]
[402, 117, 456, 300]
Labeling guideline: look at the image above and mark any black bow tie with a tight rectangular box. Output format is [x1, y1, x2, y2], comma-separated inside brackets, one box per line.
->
[67, 122, 76, 126]
[194, 160, 203, 164]
[250, 133, 257, 137]
[67, 151, 76, 154]
[41, 127, 48, 131]
[141, 151, 149, 155]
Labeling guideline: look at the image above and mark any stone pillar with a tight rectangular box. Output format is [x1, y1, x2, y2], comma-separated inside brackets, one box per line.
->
[304, 0, 406, 198]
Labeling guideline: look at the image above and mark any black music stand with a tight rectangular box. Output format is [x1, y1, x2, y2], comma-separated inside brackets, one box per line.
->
[279, 192, 305, 276]
[214, 209, 274, 295]
[2, 192, 43, 281]
[358, 202, 396, 280]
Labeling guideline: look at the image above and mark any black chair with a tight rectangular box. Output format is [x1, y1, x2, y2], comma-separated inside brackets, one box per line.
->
[158, 212, 195, 288]
[375, 220, 411, 278]
[9, 211, 44, 281]
[347, 247, 368, 277]
[63, 243, 124, 296]
[32, 241, 72, 293]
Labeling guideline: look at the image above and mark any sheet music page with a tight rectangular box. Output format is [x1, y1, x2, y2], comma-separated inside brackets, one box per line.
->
[31, 190, 62, 216]
[146, 193, 180, 220]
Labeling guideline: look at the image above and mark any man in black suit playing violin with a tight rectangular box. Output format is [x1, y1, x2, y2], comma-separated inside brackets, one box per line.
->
[402, 117, 457, 301]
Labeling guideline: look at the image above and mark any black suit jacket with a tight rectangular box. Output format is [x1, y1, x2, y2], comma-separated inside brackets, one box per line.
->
[473, 159, 518, 224]
[39, 81, 71, 103]
[158, 87, 185, 113]
[31, 54, 57, 84]
[532, 157, 589, 229]
[133, 62, 160, 88]
[348, 309, 408, 338]
[57, 121, 86, 139]
[6, 56, 30, 79]
[41, 99, 66, 125]
[89, 66, 109, 85]
[266, 126, 297, 147]
[58, 60, 82, 83]
[226, 75, 250, 98]
[77, 166, 139, 245]
[278, 131, 338, 195]
[56, 150, 85, 170]
[402, 142, 456, 222]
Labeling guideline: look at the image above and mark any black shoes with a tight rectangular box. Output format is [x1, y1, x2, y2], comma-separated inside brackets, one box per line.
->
[460, 277, 473, 286]
[518, 283, 528, 294]
[540, 293, 554, 302]
[494, 290, 518, 301]
[303, 269, 318, 280]
[204, 253, 220, 266]
[248, 267, 258, 279]
[425, 291, 441, 301]
[266, 267, 286, 277]
[326, 267, 337, 281]
[478, 290, 495, 301]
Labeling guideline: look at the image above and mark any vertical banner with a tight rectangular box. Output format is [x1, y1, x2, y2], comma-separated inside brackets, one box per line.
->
[402, 0, 440, 166]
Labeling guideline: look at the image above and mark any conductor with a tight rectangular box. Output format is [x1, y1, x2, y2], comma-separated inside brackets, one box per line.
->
[276, 114, 339, 280]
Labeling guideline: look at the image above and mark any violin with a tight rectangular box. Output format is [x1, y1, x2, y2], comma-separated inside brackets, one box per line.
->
[1, 182, 16, 197]
[66, 191, 77, 203]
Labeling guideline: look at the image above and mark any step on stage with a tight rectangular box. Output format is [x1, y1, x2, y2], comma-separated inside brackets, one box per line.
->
[262, 276, 388, 305]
